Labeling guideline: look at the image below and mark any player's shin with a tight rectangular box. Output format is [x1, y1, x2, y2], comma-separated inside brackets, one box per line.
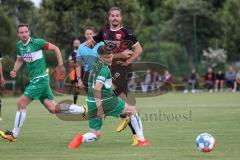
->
[12, 109, 27, 138]
[130, 113, 145, 141]
[68, 132, 98, 149]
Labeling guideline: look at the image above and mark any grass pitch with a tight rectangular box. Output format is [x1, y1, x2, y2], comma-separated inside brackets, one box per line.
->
[0, 92, 239, 160]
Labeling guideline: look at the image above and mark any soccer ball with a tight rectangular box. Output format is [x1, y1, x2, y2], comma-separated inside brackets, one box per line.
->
[195, 133, 215, 153]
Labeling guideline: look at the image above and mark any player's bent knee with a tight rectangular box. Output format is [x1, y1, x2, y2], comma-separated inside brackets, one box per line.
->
[17, 101, 27, 110]
[132, 106, 137, 114]
[123, 105, 137, 115]
[17, 96, 32, 110]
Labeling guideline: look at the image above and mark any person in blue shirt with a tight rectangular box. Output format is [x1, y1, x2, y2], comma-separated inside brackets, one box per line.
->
[76, 26, 104, 93]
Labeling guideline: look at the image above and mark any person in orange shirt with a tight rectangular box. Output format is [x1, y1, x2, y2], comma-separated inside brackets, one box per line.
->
[68, 39, 81, 104]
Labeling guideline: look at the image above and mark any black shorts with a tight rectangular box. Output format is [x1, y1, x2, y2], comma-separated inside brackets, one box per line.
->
[111, 65, 132, 96]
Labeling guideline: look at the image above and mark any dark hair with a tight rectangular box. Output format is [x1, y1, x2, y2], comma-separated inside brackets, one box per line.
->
[98, 45, 113, 55]
[84, 26, 96, 33]
[17, 23, 29, 32]
[108, 7, 121, 16]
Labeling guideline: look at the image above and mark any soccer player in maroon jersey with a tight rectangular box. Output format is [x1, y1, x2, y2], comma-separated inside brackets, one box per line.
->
[87, 7, 143, 145]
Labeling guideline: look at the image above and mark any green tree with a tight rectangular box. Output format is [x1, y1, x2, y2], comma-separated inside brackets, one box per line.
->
[218, 0, 240, 61]
[0, 0, 36, 57]
[0, 0, 35, 24]
[36, 0, 143, 58]
[0, 0, 36, 91]
[161, 0, 222, 66]
[0, 8, 16, 57]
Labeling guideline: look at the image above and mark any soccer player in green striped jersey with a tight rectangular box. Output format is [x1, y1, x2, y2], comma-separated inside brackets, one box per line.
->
[68, 45, 149, 148]
[0, 24, 85, 142]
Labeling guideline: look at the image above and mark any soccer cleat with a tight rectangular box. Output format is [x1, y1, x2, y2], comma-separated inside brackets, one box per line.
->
[137, 139, 150, 147]
[82, 104, 88, 120]
[116, 116, 130, 132]
[0, 130, 5, 136]
[68, 134, 83, 149]
[131, 134, 139, 146]
[0, 130, 17, 142]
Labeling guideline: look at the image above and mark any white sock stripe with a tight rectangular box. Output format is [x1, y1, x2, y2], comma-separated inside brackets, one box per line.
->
[134, 114, 141, 130]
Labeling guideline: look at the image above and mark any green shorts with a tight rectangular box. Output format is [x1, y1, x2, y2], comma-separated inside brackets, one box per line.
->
[87, 97, 125, 131]
[24, 76, 54, 104]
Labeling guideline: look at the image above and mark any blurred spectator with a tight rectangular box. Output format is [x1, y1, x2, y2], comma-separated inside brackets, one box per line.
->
[215, 70, 224, 92]
[225, 66, 236, 91]
[151, 71, 160, 91]
[204, 67, 215, 92]
[0, 51, 5, 87]
[128, 72, 137, 92]
[141, 69, 152, 92]
[68, 39, 81, 104]
[68, 39, 80, 63]
[233, 69, 240, 92]
[162, 70, 172, 82]
[184, 68, 198, 93]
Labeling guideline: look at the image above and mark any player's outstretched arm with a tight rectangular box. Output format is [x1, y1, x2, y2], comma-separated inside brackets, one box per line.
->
[76, 61, 84, 90]
[10, 57, 24, 78]
[47, 43, 63, 66]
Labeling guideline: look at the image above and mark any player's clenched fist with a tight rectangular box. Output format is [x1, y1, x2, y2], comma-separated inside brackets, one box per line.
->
[86, 39, 95, 48]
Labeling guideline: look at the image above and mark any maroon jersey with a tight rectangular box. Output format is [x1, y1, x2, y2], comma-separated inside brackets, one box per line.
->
[93, 25, 138, 53]
[93, 26, 138, 95]
[93, 25, 138, 68]
[205, 72, 215, 81]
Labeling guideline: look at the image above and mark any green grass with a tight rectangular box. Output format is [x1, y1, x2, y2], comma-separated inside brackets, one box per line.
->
[0, 92, 240, 160]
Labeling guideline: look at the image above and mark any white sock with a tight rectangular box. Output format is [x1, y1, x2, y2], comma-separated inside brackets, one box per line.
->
[83, 132, 97, 143]
[12, 110, 27, 138]
[130, 113, 145, 141]
[69, 104, 85, 114]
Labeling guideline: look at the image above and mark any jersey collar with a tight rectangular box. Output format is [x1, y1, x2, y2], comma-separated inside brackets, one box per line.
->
[23, 37, 31, 46]
[110, 26, 123, 31]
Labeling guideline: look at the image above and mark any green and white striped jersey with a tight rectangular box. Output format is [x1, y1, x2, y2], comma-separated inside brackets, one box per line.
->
[17, 38, 48, 79]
